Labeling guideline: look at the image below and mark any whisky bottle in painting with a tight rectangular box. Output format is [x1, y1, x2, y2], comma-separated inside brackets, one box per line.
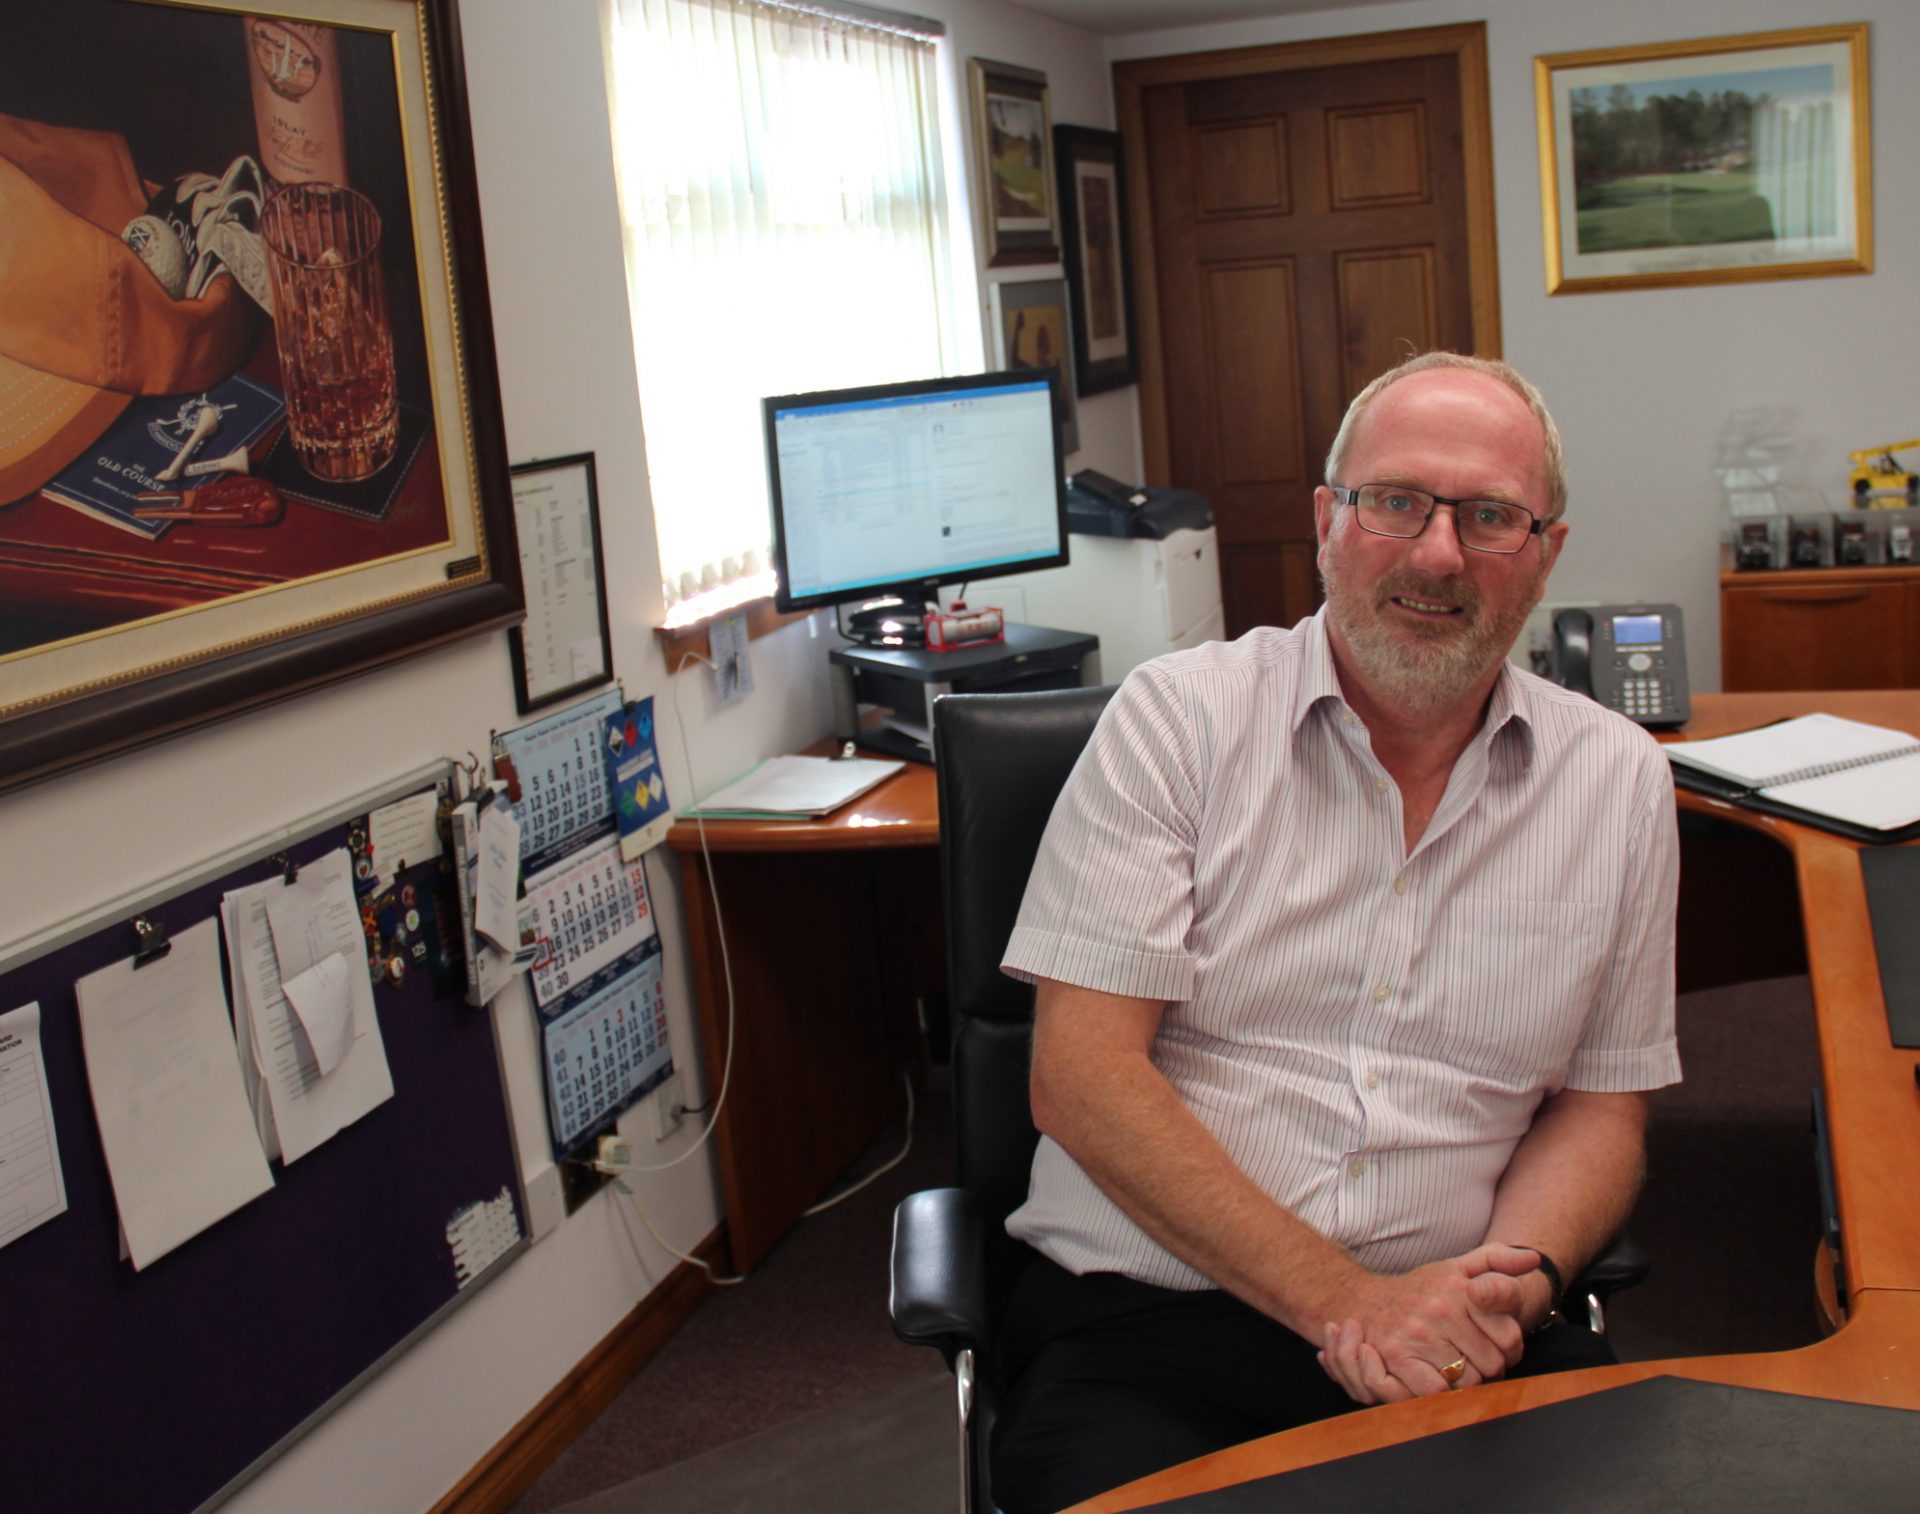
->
[245, 16, 348, 187]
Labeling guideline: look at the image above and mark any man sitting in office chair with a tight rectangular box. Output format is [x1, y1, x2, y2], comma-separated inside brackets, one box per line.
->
[991, 353, 1682, 1513]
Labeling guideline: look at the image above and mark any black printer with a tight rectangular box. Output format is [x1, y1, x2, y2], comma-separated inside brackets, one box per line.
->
[1065, 468, 1214, 540]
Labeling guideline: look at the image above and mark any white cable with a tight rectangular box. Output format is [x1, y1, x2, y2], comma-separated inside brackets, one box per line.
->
[610, 650, 738, 1175]
[611, 1175, 746, 1286]
[802, 1072, 915, 1217]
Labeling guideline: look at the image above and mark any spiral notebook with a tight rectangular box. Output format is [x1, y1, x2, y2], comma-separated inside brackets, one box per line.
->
[1664, 713, 1920, 841]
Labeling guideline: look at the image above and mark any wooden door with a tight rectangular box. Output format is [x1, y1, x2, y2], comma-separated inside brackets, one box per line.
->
[1119, 26, 1499, 635]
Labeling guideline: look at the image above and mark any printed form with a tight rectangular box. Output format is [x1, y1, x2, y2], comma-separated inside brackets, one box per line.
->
[0, 1002, 67, 1251]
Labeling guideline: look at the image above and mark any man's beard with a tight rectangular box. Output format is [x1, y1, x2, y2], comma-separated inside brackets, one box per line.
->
[1321, 541, 1544, 712]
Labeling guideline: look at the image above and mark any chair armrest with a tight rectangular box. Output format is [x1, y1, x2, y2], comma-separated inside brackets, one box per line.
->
[890, 1188, 990, 1352]
[1574, 1229, 1649, 1302]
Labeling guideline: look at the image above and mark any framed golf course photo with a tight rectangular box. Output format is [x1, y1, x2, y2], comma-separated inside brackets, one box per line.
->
[968, 57, 1058, 267]
[1535, 24, 1871, 294]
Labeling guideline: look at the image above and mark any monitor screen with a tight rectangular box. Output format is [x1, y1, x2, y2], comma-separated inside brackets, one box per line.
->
[765, 370, 1069, 614]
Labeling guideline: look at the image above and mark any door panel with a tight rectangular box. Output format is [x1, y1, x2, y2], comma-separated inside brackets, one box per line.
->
[1205, 261, 1305, 485]
[1194, 120, 1291, 216]
[1326, 103, 1430, 207]
[1137, 48, 1480, 635]
[1336, 248, 1438, 394]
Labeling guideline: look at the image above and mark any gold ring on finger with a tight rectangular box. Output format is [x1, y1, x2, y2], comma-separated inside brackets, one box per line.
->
[1439, 1356, 1468, 1387]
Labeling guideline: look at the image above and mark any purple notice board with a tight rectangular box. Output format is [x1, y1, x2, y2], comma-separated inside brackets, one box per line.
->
[0, 767, 526, 1514]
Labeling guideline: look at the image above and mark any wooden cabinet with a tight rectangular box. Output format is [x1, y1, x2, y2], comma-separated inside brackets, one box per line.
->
[1720, 567, 1920, 691]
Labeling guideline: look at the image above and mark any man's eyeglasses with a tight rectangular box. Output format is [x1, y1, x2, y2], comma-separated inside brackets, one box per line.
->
[1331, 484, 1547, 555]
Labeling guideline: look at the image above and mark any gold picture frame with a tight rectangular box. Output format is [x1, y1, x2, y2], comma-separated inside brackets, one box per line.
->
[968, 58, 1059, 267]
[0, 0, 520, 793]
[1535, 24, 1871, 295]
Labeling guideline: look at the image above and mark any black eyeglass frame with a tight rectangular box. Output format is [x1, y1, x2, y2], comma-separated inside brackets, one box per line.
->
[1330, 484, 1548, 555]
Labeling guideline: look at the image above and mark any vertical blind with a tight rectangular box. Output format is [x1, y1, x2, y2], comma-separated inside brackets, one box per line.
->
[604, 0, 953, 617]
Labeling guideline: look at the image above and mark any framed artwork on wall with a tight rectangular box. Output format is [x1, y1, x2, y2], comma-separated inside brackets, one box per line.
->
[990, 276, 1078, 456]
[507, 454, 613, 715]
[1054, 124, 1139, 395]
[0, 0, 520, 794]
[968, 58, 1059, 267]
[1535, 23, 1871, 294]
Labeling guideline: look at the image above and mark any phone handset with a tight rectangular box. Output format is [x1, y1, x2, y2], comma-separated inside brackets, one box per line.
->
[1551, 608, 1594, 698]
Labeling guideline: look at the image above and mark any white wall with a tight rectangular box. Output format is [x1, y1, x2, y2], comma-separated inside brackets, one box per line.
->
[0, 2, 1128, 1512]
[1109, 0, 1920, 694]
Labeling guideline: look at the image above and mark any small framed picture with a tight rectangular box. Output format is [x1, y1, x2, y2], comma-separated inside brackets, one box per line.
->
[1054, 124, 1139, 395]
[1535, 24, 1871, 294]
[968, 58, 1059, 266]
[990, 277, 1078, 456]
[507, 454, 614, 714]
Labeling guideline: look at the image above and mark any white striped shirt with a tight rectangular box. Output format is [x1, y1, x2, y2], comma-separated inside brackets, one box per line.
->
[1002, 608, 1681, 1289]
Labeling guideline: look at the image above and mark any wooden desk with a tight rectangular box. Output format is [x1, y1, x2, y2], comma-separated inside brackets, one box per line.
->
[1073, 689, 1920, 1511]
[666, 752, 940, 1272]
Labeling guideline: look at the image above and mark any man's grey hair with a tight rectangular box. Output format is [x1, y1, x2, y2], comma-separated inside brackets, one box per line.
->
[1322, 352, 1568, 522]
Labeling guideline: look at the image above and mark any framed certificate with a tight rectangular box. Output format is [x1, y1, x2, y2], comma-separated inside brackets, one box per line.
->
[507, 454, 614, 713]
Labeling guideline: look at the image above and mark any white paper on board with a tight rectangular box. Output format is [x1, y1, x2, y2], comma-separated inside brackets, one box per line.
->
[73, 918, 274, 1270]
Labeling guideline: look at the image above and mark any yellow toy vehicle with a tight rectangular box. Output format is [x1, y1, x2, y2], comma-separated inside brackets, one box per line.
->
[1849, 439, 1920, 506]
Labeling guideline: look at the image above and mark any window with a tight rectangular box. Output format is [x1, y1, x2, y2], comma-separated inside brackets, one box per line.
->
[604, 0, 957, 623]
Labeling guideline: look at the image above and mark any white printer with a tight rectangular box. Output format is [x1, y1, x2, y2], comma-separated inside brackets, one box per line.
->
[966, 471, 1226, 682]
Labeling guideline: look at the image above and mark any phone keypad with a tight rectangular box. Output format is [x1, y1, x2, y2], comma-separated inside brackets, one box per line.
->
[1616, 675, 1671, 718]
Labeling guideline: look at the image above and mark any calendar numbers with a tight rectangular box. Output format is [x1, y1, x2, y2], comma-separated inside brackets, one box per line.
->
[541, 944, 672, 1151]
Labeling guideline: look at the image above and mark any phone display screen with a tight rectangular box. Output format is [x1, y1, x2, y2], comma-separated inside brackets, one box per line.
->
[1612, 614, 1664, 646]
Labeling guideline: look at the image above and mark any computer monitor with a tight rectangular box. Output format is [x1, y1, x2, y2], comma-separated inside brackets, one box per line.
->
[764, 369, 1069, 645]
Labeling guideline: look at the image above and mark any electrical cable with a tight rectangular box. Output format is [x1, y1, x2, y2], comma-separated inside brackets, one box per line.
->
[801, 1071, 915, 1217]
[602, 649, 738, 1175]
[596, 646, 914, 1276]
[608, 1174, 746, 1286]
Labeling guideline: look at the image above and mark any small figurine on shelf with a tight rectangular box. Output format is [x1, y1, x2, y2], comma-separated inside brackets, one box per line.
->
[1735, 520, 1774, 571]
[1891, 523, 1914, 563]
[1790, 523, 1825, 568]
[1837, 518, 1871, 566]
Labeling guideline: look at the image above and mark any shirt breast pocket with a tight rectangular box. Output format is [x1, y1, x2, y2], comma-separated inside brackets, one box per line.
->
[1416, 899, 1609, 1088]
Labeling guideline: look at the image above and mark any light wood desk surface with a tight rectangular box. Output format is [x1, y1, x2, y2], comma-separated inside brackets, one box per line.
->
[1074, 688, 1920, 1510]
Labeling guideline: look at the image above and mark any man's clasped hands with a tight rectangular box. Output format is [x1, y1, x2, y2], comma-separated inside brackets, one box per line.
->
[1315, 1243, 1550, 1403]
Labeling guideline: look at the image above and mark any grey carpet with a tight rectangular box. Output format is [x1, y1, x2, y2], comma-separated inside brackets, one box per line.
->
[548, 1370, 953, 1514]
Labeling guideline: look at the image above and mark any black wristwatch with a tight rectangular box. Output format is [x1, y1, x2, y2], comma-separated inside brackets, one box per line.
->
[1527, 1248, 1565, 1331]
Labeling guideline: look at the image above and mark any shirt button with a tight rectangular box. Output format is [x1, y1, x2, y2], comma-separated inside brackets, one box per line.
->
[1373, 777, 1388, 793]
[1372, 984, 1390, 1002]
[1392, 876, 1409, 895]
[1365, 1071, 1380, 1089]
[1348, 1158, 1366, 1178]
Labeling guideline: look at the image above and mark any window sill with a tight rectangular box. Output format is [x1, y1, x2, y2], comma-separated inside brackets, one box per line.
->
[653, 595, 811, 668]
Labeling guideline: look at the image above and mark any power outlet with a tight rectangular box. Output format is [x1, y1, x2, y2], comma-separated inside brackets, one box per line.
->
[653, 1073, 684, 1142]
[525, 1163, 565, 1242]
[710, 613, 754, 706]
[560, 1119, 620, 1214]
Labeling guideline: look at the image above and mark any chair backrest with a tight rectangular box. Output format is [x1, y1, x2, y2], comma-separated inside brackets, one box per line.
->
[934, 685, 1116, 1308]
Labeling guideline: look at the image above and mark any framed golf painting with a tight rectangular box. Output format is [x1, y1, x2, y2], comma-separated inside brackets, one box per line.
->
[1535, 24, 1871, 294]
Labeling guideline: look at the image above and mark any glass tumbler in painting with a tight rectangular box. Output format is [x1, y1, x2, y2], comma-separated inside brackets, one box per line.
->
[261, 183, 399, 481]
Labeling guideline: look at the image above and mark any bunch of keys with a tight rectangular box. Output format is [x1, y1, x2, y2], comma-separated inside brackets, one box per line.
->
[133, 476, 284, 527]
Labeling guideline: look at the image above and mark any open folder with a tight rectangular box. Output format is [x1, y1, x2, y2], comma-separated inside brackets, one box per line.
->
[1663, 712, 1920, 842]
[682, 754, 904, 820]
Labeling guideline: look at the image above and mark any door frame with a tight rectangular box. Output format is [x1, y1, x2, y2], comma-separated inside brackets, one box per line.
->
[1114, 21, 1502, 484]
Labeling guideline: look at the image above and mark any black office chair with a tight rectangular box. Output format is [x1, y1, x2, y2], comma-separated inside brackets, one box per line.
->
[889, 686, 1648, 1514]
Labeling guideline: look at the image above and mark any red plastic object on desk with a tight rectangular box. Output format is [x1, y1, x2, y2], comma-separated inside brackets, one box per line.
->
[925, 602, 1006, 651]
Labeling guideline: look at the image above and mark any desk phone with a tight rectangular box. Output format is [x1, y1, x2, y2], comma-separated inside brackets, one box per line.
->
[1551, 604, 1692, 727]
